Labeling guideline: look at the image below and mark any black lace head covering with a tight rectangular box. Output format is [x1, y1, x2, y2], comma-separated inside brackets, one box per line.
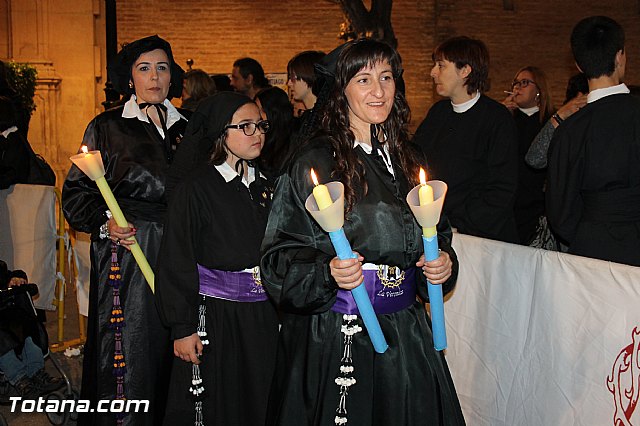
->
[165, 92, 253, 198]
[108, 35, 184, 99]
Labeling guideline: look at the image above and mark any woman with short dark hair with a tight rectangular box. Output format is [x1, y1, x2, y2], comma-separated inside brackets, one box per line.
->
[413, 35, 519, 243]
[62, 35, 190, 425]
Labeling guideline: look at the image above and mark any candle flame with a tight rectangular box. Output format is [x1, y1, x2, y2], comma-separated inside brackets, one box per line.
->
[419, 168, 427, 185]
[310, 168, 320, 186]
[81, 145, 89, 154]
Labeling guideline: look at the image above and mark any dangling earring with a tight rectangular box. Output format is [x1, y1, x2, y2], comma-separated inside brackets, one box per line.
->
[128, 82, 133, 89]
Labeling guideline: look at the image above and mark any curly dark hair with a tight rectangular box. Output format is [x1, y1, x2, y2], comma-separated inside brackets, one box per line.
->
[319, 38, 421, 213]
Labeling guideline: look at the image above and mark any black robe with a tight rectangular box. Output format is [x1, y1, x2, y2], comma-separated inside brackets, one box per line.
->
[513, 110, 547, 245]
[0, 128, 30, 190]
[260, 137, 465, 426]
[156, 164, 279, 426]
[413, 95, 519, 243]
[546, 93, 640, 266]
[62, 106, 189, 425]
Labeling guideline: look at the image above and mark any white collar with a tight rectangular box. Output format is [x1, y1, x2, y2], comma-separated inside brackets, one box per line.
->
[518, 106, 539, 116]
[122, 95, 186, 130]
[353, 140, 395, 177]
[452, 91, 481, 113]
[587, 83, 630, 104]
[214, 161, 258, 188]
[1, 126, 18, 138]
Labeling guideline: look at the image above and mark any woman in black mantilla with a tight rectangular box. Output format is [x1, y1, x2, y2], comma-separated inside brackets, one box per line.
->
[260, 39, 465, 426]
[62, 35, 189, 425]
[156, 92, 279, 426]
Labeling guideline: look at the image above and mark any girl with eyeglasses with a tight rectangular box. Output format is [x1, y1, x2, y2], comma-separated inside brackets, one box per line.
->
[156, 92, 279, 426]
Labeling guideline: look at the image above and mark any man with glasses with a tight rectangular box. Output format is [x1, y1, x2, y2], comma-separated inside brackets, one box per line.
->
[413, 36, 519, 243]
[546, 16, 640, 266]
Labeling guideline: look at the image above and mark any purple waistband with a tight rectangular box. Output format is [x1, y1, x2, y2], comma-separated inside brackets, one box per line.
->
[197, 265, 268, 302]
[331, 266, 417, 315]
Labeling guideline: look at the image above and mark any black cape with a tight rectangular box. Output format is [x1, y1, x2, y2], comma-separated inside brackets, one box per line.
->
[413, 95, 519, 243]
[62, 105, 189, 425]
[260, 137, 465, 426]
[156, 163, 279, 426]
[546, 93, 640, 265]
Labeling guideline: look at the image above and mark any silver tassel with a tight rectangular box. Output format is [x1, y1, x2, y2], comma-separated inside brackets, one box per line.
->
[197, 299, 210, 346]
[195, 401, 204, 426]
[334, 314, 361, 425]
[191, 297, 208, 426]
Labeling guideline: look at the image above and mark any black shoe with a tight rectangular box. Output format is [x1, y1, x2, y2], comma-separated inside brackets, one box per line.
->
[31, 369, 65, 395]
[14, 376, 40, 400]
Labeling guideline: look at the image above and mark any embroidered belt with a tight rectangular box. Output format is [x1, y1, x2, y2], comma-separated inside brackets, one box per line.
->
[331, 263, 417, 315]
[197, 265, 268, 302]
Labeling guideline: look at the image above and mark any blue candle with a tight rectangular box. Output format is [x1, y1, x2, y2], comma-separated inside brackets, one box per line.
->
[307, 172, 389, 354]
[423, 235, 447, 350]
[329, 228, 389, 354]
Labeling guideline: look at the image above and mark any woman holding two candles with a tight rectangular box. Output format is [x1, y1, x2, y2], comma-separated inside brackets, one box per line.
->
[261, 39, 465, 425]
[155, 92, 279, 426]
[62, 35, 189, 425]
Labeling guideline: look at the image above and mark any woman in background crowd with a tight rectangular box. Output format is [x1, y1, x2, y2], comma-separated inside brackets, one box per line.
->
[255, 86, 294, 176]
[502, 66, 555, 246]
[181, 69, 217, 111]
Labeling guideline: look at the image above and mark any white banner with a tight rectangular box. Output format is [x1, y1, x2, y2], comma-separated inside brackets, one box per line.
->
[0, 184, 57, 310]
[447, 233, 640, 425]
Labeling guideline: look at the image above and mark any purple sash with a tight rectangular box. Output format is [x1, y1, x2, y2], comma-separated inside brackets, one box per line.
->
[197, 265, 268, 302]
[331, 265, 417, 315]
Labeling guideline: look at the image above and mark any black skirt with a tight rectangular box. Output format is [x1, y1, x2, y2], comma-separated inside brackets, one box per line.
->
[163, 296, 279, 426]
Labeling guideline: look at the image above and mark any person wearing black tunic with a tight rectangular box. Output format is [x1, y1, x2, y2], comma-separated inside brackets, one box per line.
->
[62, 35, 189, 425]
[547, 16, 640, 266]
[502, 66, 555, 246]
[261, 39, 465, 426]
[156, 92, 279, 426]
[413, 36, 518, 244]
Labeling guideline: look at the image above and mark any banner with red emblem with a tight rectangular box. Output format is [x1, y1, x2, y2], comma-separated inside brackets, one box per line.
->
[446, 233, 640, 425]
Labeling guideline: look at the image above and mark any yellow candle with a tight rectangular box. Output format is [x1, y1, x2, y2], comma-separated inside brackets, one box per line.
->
[94, 177, 155, 292]
[70, 147, 155, 292]
[69, 146, 106, 180]
[419, 168, 437, 238]
[310, 168, 333, 210]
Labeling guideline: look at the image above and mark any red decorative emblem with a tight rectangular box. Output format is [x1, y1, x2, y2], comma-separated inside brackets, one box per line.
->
[607, 327, 640, 425]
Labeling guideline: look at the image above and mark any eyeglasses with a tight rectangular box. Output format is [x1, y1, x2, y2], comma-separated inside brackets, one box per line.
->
[288, 74, 299, 83]
[225, 120, 271, 136]
[512, 79, 537, 89]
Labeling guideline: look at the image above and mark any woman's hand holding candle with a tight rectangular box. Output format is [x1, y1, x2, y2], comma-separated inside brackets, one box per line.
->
[70, 146, 156, 292]
[416, 251, 452, 284]
[307, 169, 388, 354]
[330, 253, 365, 289]
[412, 168, 448, 351]
[107, 218, 137, 251]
